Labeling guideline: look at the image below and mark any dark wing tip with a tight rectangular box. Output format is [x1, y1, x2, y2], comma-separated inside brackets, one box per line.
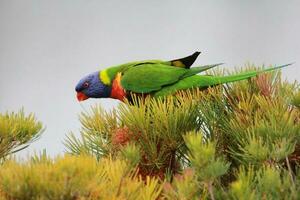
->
[170, 51, 202, 68]
[194, 51, 201, 56]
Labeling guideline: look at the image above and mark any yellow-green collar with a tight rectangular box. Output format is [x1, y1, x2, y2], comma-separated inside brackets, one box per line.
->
[99, 70, 111, 85]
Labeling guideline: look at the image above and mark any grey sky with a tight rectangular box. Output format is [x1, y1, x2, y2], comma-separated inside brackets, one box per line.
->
[0, 0, 299, 157]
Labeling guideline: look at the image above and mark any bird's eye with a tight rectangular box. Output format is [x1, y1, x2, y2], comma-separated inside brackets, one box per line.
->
[83, 82, 89, 88]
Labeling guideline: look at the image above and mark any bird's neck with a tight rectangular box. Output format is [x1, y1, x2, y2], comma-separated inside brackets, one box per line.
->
[110, 73, 127, 101]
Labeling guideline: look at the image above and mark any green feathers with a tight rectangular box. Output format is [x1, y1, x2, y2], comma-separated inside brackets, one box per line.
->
[101, 51, 202, 85]
[100, 52, 290, 99]
[120, 63, 225, 93]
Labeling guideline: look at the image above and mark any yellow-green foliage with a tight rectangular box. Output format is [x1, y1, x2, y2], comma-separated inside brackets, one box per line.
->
[65, 91, 202, 176]
[0, 155, 162, 200]
[230, 166, 297, 199]
[184, 132, 230, 181]
[0, 110, 42, 161]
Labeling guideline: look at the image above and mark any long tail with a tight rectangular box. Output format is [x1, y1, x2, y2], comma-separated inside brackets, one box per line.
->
[206, 63, 292, 86]
[153, 63, 292, 97]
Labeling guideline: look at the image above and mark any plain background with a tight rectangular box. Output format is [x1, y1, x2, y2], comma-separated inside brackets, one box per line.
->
[0, 0, 299, 157]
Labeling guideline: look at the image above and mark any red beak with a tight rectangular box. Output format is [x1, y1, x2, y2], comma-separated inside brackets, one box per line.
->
[77, 92, 89, 101]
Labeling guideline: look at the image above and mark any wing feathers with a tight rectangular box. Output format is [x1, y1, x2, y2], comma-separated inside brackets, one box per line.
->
[170, 51, 201, 68]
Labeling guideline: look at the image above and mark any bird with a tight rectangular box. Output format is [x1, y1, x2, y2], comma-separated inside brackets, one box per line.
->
[75, 52, 290, 102]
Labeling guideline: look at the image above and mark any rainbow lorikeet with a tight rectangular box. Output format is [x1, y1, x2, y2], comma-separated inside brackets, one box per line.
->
[75, 52, 289, 102]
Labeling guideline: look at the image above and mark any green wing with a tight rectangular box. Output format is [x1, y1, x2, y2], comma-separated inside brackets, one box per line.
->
[120, 63, 223, 93]
[121, 64, 187, 93]
[104, 52, 217, 84]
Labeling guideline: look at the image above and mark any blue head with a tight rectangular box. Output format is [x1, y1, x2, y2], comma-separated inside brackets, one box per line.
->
[75, 71, 111, 101]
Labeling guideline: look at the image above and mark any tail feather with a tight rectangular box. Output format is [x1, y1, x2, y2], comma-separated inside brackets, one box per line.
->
[194, 63, 225, 73]
[210, 63, 292, 86]
[183, 63, 224, 78]
[153, 63, 292, 97]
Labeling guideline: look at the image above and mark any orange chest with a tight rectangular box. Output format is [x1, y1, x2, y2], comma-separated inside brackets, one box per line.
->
[110, 73, 126, 101]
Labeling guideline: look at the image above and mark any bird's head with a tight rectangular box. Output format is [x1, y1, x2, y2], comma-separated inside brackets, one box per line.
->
[75, 71, 111, 101]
